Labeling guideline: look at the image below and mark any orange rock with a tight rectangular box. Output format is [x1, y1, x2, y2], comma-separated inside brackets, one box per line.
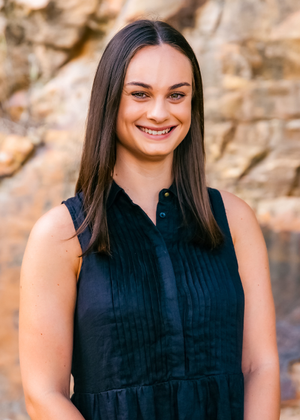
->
[0, 135, 34, 177]
[4, 90, 29, 122]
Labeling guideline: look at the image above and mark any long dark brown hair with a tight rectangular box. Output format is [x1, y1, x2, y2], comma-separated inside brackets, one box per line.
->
[75, 19, 223, 256]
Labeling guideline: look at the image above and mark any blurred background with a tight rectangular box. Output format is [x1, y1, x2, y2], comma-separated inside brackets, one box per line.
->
[0, 0, 299, 418]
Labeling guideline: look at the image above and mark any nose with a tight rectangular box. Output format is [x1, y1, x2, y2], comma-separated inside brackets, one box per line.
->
[146, 97, 170, 123]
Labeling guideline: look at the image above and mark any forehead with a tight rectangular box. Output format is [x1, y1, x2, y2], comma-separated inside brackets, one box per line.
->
[125, 44, 193, 87]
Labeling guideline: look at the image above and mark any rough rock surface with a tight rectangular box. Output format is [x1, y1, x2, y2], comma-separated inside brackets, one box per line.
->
[0, 134, 34, 176]
[0, 0, 299, 418]
[183, 0, 300, 228]
[0, 129, 82, 420]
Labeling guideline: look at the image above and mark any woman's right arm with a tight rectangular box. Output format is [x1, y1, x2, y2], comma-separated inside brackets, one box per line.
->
[19, 204, 85, 419]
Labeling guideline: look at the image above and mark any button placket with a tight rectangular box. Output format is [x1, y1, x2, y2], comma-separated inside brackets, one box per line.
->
[156, 188, 173, 234]
[157, 191, 169, 221]
[146, 192, 185, 377]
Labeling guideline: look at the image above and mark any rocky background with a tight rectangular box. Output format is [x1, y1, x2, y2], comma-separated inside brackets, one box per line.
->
[0, 0, 299, 418]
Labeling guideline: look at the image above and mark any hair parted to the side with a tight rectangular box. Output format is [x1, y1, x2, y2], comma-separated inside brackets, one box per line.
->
[74, 19, 224, 256]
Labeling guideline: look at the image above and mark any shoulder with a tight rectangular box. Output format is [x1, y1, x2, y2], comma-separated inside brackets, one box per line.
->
[217, 189, 260, 247]
[30, 203, 77, 243]
[218, 189, 255, 219]
[24, 204, 81, 276]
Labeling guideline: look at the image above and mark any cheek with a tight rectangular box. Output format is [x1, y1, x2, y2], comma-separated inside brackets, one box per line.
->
[174, 102, 192, 127]
[116, 105, 141, 143]
[119, 97, 143, 123]
[116, 100, 132, 139]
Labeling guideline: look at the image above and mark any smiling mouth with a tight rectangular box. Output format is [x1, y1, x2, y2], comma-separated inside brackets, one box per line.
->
[137, 126, 176, 136]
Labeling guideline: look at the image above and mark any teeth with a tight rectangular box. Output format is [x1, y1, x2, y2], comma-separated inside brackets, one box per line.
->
[140, 127, 171, 135]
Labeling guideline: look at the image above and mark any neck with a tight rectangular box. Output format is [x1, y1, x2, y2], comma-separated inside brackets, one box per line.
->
[113, 148, 174, 212]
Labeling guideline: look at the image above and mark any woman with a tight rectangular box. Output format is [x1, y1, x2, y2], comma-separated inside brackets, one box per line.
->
[19, 20, 280, 420]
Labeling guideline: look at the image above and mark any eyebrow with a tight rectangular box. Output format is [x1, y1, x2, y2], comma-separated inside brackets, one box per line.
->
[126, 82, 191, 90]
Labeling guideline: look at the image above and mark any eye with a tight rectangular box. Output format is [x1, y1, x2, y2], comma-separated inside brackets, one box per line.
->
[169, 92, 185, 100]
[132, 92, 148, 99]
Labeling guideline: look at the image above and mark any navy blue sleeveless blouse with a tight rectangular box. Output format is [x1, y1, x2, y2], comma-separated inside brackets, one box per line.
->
[62, 180, 245, 420]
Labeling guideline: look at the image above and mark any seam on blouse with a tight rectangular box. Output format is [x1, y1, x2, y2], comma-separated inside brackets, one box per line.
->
[73, 372, 244, 395]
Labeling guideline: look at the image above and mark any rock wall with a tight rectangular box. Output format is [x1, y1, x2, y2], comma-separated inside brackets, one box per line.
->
[0, 0, 299, 418]
[183, 0, 300, 231]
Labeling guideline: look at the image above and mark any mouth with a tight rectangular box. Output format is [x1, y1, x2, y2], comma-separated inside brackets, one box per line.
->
[137, 125, 177, 136]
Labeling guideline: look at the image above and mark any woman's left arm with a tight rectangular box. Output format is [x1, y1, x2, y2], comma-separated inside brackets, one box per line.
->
[220, 191, 281, 420]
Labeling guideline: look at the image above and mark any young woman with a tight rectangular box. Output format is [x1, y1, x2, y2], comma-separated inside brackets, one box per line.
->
[19, 20, 280, 420]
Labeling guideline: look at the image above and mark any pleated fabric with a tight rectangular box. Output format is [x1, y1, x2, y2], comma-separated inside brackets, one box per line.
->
[62, 180, 245, 420]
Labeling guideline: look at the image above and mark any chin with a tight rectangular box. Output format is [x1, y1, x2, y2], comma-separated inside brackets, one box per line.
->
[141, 147, 174, 159]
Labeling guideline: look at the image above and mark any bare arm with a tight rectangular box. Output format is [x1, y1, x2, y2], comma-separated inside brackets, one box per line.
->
[221, 191, 280, 420]
[19, 204, 85, 420]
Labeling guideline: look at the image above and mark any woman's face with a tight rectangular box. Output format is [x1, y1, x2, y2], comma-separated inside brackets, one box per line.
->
[116, 44, 193, 161]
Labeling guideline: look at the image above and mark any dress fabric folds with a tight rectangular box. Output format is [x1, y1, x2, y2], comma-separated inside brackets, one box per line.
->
[62, 180, 245, 420]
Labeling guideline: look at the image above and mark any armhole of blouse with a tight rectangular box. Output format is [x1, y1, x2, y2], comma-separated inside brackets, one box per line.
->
[61, 193, 89, 281]
[208, 187, 239, 270]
